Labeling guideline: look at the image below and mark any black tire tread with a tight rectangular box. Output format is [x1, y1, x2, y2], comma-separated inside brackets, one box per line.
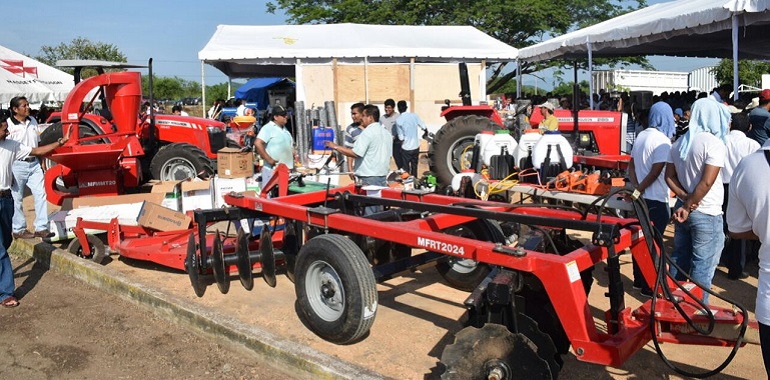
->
[428, 115, 499, 188]
[149, 142, 214, 181]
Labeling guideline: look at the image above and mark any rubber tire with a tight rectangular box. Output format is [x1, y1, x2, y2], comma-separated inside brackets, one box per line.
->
[435, 219, 505, 292]
[149, 142, 214, 181]
[39, 121, 109, 146]
[294, 234, 378, 344]
[429, 115, 499, 188]
[226, 138, 241, 148]
[67, 234, 107, 264]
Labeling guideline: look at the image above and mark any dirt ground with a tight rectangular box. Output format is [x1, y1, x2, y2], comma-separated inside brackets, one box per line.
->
[9, 151, 767, 379]
[0, 255, 292, 379]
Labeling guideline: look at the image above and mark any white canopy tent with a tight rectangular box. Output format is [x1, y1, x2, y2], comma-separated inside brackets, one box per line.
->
[0, 45, 75, 107]
[198, 23, 519, 108]
[517, 0, 770, 103]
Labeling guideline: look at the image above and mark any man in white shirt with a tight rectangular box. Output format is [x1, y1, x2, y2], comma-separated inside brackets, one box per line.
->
[722, 112, 760, 279]
[665, 98, 730, 304]
[6, 97, 50, 239]
[726, 139, 770, 377]
[628, 101, 673, 297]
[0, 109, 70, 308]
[235, 99, 246, 117]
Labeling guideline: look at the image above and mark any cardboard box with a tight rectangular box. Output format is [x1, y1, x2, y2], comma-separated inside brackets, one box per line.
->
[180, 180, 213, 212]
[137, 201, 191, 231]
[213, 176, 247, 208]
[151, 181, 183, 211]
[73, 193, 165, 209]
[217, 147, 254, 178]
[47, 203, 144, 242]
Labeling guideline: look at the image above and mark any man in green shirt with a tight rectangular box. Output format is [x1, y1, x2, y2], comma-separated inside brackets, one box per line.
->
[326, 104, 392, 214]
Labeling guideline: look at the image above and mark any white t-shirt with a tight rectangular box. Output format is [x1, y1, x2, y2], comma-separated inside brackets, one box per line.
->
[6, 116, 39, 148]
[668, 132, 726, 215]
[0, 139, 32, 189]
[727, 149, 770, 324]
[236, 104, 246, 117]
[724, 130, 760, 184]
[630, 128, 671, 203]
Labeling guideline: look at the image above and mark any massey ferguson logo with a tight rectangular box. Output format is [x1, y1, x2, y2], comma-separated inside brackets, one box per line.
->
[1, 59, 38, 78]
[82, 180, 117, 188]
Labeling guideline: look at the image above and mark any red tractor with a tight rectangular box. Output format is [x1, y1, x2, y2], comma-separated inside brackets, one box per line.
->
[41, 60, 237, 205]
[428, 63, 629, 188]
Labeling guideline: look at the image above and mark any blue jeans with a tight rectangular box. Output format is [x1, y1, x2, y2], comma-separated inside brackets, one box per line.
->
[669, 200, 724, 304]
[633, 198, 670, 290]
[11, 159, 48, 233]
[0, 196, 16, 302]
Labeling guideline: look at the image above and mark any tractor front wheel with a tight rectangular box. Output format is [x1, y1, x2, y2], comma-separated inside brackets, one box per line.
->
[429, 115, 499, 189]
[149, 142, 214, 181]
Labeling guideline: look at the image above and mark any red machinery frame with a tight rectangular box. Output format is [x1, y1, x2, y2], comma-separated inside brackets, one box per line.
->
[220, 179, 756, 368]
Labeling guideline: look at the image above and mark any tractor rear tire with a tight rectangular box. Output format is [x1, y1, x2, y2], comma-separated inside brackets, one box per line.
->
[429, 115, 499, 189]
[294, 234, 378, 344]
[149, 142, 214, 181]
[435, 219, 506, 292]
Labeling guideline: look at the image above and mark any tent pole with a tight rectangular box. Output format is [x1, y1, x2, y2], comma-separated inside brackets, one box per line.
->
[228, 79, 232, 100]
[364, 57, 370, 103]
[573, 61, 579, 134]
[587, 40, 594, 110]
[732, 14, 739, 101]
[409, 58, 415, 108]
[201, 61, 206, 118]
[516, 59, 521, 99]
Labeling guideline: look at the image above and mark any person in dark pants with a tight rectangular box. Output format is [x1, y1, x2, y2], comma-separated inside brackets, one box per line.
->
[395, 100, 427, 176]
[0, 110, 71, 308]
[722, 112, 760, 279]
[628, 101, 674, 297]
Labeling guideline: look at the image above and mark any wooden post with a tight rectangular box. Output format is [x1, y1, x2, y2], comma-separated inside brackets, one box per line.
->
[409, 57, 415, 107]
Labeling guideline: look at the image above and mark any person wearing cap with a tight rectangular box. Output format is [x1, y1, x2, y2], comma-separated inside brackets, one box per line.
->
[726, 138, 770, 376]
[255, 105, 297, 191]
[0, 109, 71, 308]
[538, 102, 558, 132]
[674, 107, 690, 140]
[748, 89, 770, 146]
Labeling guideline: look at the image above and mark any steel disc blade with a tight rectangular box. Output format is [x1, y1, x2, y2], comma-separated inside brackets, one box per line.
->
[185, 232, 205, 297]
[260, 228, 276, 288]
[282, 220, 300, 283]
[212, 231, 230, 294]
[236, 229, 254, 290]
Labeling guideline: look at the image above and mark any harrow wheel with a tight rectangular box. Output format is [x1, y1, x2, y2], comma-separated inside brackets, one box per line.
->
[211, 231, 230, 294]
[185, 232, 205, 297]
[282, 220, 302, 283]
[295, 234, 377, 344]
[67, 234, 108, 264]
[435, 220, 505, 291]
[516, 313, 562, 379]
[260, 228, 277, 288]
[441, 324, 552, 380]
[235, 229, 253, 291]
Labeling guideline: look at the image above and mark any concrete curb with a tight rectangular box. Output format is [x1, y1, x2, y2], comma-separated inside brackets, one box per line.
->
[9, 238, 385, 380]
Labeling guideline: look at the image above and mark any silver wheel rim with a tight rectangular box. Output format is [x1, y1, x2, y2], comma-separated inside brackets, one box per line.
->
[445, 136, 476, 176]
[305, 260, 345, 322]
[161, 157, 197, 180]
[448, 257, 479, 274]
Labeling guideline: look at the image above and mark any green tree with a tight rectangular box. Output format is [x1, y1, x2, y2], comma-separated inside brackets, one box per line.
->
[711, 59, 770, 88]
[267, 0, 648, 92]
[205, 83, 230, 102]
[35, 37, 127, 78]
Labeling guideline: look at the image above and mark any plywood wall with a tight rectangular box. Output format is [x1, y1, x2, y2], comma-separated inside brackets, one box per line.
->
[300, 61, 484, 131]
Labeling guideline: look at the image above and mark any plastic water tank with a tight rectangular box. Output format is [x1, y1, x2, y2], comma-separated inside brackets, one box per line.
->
[531, 131, 573, 170]
[451, 170, 483, 193]
[472, 130, 494, 169]
[514, 130, 542, 168]
[481, 130, 518, 166]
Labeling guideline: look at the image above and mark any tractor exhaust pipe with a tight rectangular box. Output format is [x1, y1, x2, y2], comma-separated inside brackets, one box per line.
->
[459, 63, 472, 106]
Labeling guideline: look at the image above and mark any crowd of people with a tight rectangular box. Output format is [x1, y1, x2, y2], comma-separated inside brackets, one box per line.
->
[618, 85, 770, 376]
